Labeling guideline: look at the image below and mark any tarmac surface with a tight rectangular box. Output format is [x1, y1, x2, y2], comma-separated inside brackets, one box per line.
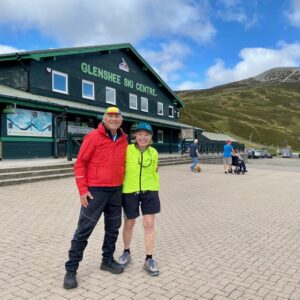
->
[1, 157, 300, 299]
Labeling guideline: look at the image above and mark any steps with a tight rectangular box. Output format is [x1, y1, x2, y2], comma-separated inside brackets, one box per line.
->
[159, 156, 191, 166]
[0, 154, 225, 186]
[0, 163, 74, 186]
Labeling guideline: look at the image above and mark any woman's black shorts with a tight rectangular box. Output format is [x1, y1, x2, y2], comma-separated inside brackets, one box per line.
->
[122, 191, 160, 219]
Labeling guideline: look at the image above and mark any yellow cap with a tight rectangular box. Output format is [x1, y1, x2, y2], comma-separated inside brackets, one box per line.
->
[105, 106, 121, 114]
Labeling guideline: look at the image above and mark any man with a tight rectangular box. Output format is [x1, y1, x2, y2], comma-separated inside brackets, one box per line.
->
[63, 106, 128, 289]
[223, 140, 234, 174]
[190, 139, 199, 172]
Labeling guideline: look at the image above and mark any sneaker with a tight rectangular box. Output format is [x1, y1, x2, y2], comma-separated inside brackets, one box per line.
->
[100, 259, 124, 274]
[144, 258, 159, 276]
[118, 251, 131, 267]
[224, 171, 228, 174]
[63, 271, 78, 289]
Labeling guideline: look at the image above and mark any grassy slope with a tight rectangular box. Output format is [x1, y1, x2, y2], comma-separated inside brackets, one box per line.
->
[177, 83, 300, 151]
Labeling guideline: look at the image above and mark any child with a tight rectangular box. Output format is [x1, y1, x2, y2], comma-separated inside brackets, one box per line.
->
[118, 122, 160, 276]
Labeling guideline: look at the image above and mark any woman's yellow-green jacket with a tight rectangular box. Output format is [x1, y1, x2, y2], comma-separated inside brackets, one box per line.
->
[122, 144, 160, 193]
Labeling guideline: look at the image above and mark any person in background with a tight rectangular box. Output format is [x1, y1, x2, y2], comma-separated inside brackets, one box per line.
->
[190, 139, 199, 172]
[233, 149, 248, 173]
[223, 140, 234, 174]
[63, 106, 128, 289]
[118, 122, 160, 276]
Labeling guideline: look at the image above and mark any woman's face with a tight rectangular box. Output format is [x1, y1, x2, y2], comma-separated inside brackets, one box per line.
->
[135, 130, 152, 148]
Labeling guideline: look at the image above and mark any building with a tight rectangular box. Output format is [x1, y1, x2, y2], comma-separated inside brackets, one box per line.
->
[198, 131, 244, 153]
[0, 44, 186, 159]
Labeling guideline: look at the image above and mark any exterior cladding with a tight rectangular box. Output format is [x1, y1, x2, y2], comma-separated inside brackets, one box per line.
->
[3, 141, 53, 158]
[0, 62, 28, 91]
[29, 50, 176, 121]
[0, 44, 184, 158]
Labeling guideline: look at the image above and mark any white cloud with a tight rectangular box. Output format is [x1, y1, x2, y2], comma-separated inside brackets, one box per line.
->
[175, 42, 300, 90]
[0, 44, 24, 54]
[139, 41, 191, 83]
[216, 0, 258, 29]
[0, 0, 216, 46]
[285, 0, 300, 27]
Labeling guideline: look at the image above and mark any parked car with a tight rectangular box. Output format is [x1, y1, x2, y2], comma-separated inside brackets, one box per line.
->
[259, 150, 268, 158]
[266, 152, 273, 158]
[253, 150, 262, 158]
[282, 148, 292, 158]
[246, 148, 255, 158]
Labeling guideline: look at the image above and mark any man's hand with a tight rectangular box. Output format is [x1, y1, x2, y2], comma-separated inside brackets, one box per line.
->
[80, 191, 94, 208]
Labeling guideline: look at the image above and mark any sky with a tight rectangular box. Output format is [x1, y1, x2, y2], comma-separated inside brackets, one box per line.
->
[1, 0, 300, 91]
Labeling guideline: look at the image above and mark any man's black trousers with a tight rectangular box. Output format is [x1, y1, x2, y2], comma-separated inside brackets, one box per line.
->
[65, 187, 122, 272]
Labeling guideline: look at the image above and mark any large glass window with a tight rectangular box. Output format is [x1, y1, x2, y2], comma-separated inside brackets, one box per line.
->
[82, 80, 95, 100]
[141, 97, 148, 112]
[157, 102, 163, 115]
[129, 93, 138, 110]
[157, 130, 164, 143]
[52, 70, 68, 94]
[168, 106, 174, 118]
[106, 87, 116, 104]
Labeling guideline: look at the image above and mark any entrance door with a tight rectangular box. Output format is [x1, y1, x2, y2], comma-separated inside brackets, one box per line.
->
[57, 119, 67, 157]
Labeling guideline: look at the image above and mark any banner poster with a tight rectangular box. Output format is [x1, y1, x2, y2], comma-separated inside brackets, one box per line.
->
[7, 108, 52, 137]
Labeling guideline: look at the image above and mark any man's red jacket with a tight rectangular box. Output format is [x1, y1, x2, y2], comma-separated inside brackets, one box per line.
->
[74, 123, 128, 196]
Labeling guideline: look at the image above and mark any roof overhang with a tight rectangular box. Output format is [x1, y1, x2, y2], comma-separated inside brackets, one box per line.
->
[0, 84, 187, 129]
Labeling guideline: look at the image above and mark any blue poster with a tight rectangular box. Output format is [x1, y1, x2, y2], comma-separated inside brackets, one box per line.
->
[7, 108, 52, 137]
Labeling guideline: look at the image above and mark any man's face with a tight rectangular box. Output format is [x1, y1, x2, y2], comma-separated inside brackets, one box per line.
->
[103, 113, 122, 132]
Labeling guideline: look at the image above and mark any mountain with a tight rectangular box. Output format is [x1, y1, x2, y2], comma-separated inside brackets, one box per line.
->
[177, 67, 300, 151]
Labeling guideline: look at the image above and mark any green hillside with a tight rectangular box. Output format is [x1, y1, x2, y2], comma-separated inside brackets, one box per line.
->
[177, 82, 300, 151]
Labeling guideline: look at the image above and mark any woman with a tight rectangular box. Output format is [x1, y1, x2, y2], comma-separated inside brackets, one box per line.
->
[119, 122, 160, 276]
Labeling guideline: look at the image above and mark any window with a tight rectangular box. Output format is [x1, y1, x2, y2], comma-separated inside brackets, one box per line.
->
[168, 106, 174, 118]
[82, 80, 95, 100]
[52, 70, 68, 94]
[141, 97, 148, 112]
[157, 130, 164, 143]
[106, 87, 116, 104]
[157, 102, 163, 115]
[129, 93, 138, 110]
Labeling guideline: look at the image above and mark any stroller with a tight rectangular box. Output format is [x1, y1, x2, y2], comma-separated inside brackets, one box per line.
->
[231, 155, 244, 174]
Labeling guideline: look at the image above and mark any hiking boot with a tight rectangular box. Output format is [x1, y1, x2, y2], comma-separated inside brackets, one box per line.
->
[144, 258, 159, 276]
[63, 271, 78, 289]
[118, 251, 131, 267]
[100, 259, 124, 274]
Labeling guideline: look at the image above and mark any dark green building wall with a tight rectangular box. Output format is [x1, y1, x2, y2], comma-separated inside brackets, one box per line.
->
[29, 50, 179, 121]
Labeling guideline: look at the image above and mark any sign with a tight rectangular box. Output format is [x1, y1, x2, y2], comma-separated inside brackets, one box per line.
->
[119, 57, 129, 72]
[3, 104, 16, 114]
[7, 108, 52, 137]
[68, 125, 94, 134]
[81, 62, 157, 97]
[181, 128, 194, 139]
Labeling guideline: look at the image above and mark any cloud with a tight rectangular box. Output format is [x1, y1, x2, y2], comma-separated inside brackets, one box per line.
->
[285, 0, 300, 27]
[0, 0, 216, 46]
[139, 41, 191, 83]
[176, 42, 300, 90]
[216, 0, 259, 29]
[0, 44, 24, 54]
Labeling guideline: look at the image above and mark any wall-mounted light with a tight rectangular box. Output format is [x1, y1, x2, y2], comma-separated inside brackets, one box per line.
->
[46, 67, 52, 73]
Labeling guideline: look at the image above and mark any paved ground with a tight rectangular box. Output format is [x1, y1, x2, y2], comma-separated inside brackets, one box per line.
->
[1, 158, 300, 300]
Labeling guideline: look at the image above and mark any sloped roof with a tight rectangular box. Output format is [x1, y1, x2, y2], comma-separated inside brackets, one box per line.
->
[0, 43, 184, 108]
[201, 131, 237, 142]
